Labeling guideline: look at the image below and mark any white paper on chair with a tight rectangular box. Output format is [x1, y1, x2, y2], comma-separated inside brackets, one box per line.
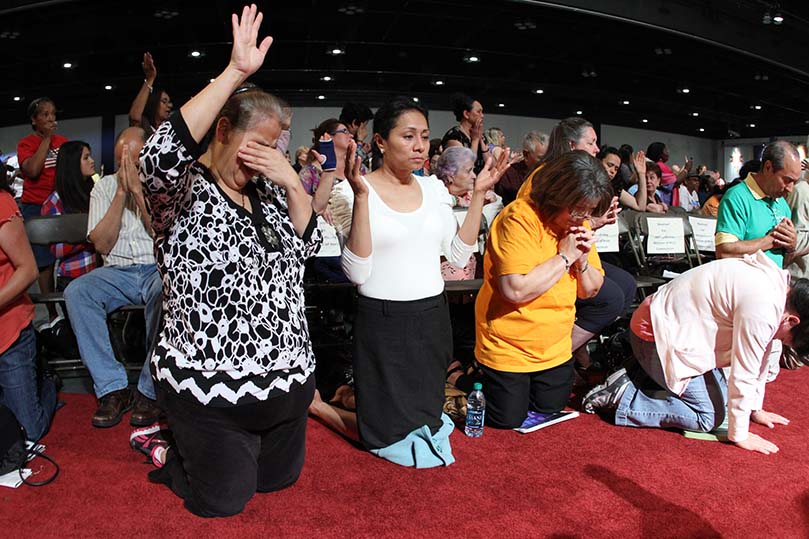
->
[315, 217, 341, 257]
[594, 222, 619, 253]
[646, 218, 685, 254]
[454, 209, 468, 228]
[688, 217, 717, 252]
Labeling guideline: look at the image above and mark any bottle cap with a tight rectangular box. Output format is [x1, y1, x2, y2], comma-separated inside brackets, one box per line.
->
[473, 382, 482, 390]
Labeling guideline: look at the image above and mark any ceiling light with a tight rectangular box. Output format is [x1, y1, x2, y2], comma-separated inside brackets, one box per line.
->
[680, 87, 690, 94]
[327, 47, 345, 56]
[0, 30, 21, 39]
[209, 78, 216, 83]
[748, 123, 756, 128]
[464, 55, 480, 63]
[641, 119, 648, 123]
[189, 50, 202, 58]
[699, 128, 705, 132]
[773, 12, 784, 24]
[691, 112, 699, 117]
[514, 19, 536, 30]
[576, 110, 583, 115]
[320, 75, 333, 82]
[497, 103, 505, 108]
[412, 97, 419, 102]
[753, 105, 762, 110]
[432, 80, 444, 86]
[621, 100, 630, 105]
[533, 89, 544, 94]
[13, 96, 21, 102]
[337, 4, 365, 15]
[763, 10, 772, 24]
[316, 95, 326, 100]
[63, 62, 73, 69]
[154, 9, 179, 19]
[104, 85, 113, 90]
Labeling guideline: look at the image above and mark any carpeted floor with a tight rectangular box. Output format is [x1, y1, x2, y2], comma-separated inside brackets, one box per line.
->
[3, 368, 809, 538]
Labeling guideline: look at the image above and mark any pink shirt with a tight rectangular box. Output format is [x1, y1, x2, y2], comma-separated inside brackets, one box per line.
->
[631, 251, 789, 442]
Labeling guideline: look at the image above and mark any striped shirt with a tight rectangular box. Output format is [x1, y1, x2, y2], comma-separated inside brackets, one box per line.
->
[87, 174, 155, 267]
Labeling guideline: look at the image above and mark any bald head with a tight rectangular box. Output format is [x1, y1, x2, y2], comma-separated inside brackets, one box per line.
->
[114, 127, 147, 170]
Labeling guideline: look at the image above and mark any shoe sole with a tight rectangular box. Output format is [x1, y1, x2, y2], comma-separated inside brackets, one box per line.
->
[582, 369, 627, 414]
[92, 403, 134, 428]
[130, 414, 163, 427]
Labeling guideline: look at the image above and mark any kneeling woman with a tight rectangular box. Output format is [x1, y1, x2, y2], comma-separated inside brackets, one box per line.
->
[140, 6, 320, 517]
[475, 151, 612, 427]
[313, 98, 508, 467]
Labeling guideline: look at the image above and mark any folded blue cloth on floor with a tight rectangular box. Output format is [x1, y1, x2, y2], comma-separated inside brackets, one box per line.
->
[370, 413, 455, 468]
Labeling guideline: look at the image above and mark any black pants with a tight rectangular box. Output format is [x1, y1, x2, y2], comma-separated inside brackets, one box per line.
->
[480, 359, 575, 429]
[353, 293, 452, 450]
[575, 262, 636, 333]
[149, 377, 314, 518]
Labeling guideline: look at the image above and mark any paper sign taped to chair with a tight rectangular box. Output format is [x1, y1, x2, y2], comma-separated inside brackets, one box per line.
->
[594, 222, 619, 252]
[646, 218, 685, 254]
[315, 217, 341, 257]
[454, 209, 468, 228]
[688, 217, 717, 252]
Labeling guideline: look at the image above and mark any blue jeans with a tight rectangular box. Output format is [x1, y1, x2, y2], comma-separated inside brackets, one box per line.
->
[0, 325, 57, 442]
[20, 202, 55, 269]
[64, 264, 162, 400]
[615, 333, 728, 432]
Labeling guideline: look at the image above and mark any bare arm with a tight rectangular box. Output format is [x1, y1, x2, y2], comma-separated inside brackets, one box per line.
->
[456, 150, 509, 245]
[88, 186, 127, 254]
[716, 235, 774, 258]
[0, 217, 38, 310]
[20, 135, 52, 180]
[343, 141, 371, 257]
[129, 52, 157, 127]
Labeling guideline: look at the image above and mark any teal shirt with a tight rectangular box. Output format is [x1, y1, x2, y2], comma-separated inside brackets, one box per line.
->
[716, 174, 790, 267]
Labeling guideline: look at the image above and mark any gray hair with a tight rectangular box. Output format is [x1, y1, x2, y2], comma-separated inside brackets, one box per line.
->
[523, 131, 548, 152]
[762, 140, 800, 171]
[216, 86, 285, 132]
[434, 146, 475, 183]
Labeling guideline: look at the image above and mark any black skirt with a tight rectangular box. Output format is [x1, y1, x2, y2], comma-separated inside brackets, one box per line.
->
[353, 292, 452, 450]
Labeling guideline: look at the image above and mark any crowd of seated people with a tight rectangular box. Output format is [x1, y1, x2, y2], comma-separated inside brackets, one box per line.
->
[4, 3, 809, 518]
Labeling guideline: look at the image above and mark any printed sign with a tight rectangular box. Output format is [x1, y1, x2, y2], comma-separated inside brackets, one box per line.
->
[688, 216, 717, 252]
[594, 222, 619, 253]
[646, 218, 685, 254]
[315, 217, 341, 257]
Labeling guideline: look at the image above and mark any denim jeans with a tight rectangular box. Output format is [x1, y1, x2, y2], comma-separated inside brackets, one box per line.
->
[0, 325, 57, 442]
[615, 332, 728, 432]
[64, 264, 162, 400]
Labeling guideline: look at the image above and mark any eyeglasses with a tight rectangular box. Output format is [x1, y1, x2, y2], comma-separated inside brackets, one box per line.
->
[569, 210, 592, 221]
[329, 128, 350, 135]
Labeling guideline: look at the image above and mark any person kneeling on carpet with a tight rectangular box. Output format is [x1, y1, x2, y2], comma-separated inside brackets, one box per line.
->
[474, 151, 612, 428]
[137, 5, 321, 517]
[583, 251, 809, 455]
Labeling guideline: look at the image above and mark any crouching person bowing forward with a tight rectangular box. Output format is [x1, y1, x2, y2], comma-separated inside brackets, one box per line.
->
[583, 251, 809, 455]
[139, 5, 321, 517]
[474, 151, 612, 428]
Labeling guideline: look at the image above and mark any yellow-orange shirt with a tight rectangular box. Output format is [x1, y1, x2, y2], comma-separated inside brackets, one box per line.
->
[475, 197, 603, 373]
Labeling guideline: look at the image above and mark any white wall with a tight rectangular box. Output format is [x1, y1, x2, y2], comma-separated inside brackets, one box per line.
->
[0, 117, 104, 167]
[601, 124, 721, 173]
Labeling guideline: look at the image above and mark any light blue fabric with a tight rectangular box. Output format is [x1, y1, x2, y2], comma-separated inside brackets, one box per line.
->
[370, 413, 456, 468]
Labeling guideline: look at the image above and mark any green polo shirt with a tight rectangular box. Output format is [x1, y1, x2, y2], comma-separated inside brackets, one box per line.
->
[715, 173, 791, 267]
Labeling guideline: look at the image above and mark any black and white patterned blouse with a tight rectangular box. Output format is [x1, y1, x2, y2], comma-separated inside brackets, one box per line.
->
[140, 113, 321, 406]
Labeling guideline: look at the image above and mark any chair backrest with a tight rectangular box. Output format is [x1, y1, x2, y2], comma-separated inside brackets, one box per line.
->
[24, 213, 89, 245]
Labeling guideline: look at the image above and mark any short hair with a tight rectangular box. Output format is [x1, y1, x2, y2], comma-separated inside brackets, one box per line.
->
[542, 117, 594, 164]
[311, 118, 343, 152]
[27, 96, 55, 131]
[434, 146, 474, 184]
[339, 102, 373, 126]
[646, 162, 662, 178]
[451, 93, 477, 122]
[372, 97, 428, 160]
[530, 150, 613, 221]
[646, 142, 667, 163]
[738, 159, 762, 180]
[597, 146, 620, 160]
[215, 85, 284, 133]
[523, 131, 548, 153]
[781, 279, 809, 366]
[762, 140, 800, 172]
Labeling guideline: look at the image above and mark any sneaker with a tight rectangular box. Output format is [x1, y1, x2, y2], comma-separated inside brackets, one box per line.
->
[582, 368, 631, 414]
[130, 422, 170, 468]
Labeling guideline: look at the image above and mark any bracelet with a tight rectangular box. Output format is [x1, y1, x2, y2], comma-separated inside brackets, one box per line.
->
[575, 260, 590, 273]
[144, 79, 153, 94]
[557, 252, 570, 270]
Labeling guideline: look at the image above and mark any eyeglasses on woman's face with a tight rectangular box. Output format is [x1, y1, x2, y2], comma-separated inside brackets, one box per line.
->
[329, 128, 351, 136]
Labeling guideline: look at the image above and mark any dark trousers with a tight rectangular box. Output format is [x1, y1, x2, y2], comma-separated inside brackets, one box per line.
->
[480, 359, 575, 429]
[575, 262, 636, 333]
[149, 376, 314, 518]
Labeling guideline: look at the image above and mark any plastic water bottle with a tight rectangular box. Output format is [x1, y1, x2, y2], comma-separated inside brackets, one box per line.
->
[465, 382, 486, 437]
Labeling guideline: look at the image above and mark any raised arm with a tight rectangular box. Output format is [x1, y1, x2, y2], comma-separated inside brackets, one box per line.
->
[129, 52, 157, 127]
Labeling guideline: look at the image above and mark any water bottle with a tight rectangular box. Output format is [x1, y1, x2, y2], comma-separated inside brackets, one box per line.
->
[465, 382, 486, 437]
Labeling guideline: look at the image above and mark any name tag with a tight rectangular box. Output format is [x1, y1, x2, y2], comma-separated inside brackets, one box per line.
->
[594, 222, 619, 253]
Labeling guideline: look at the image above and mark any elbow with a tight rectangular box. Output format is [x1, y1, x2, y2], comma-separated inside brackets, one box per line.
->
[499, 283, 528, 304]
[23, 265, 38, 288]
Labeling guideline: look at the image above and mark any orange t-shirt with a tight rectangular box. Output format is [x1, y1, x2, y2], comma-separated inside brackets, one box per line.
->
[475, 197, 604, 373]
[0, 192, 35, 354]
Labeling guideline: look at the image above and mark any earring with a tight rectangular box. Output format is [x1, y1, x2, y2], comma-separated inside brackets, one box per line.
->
[380, 148, 385, 154]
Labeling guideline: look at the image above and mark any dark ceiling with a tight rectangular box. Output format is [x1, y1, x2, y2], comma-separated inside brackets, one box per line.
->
[2, 0, 809, 140]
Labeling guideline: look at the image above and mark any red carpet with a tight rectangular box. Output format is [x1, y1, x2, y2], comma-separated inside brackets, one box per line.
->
[3, 370, 809, 538]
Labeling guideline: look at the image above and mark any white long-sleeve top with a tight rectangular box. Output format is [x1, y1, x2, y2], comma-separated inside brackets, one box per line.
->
[329, 175, 476, 301]
[632, 251, 789, 442]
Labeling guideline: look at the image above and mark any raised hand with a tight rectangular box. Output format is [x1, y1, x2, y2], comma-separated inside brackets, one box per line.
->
[142, 52, 157, 84]
[228, 4, 274, 79]
[633, 150, 647, 176]
[470, 117, 484, 142]
[589, 196, 620, 230]
[344, 140, 367, 197]
[120, 143, 141, 196]
[571, 226, 596, 255]
[772, 218, 797, 251]
[238, 141, 298, 189]
[474, 146, 511, 193]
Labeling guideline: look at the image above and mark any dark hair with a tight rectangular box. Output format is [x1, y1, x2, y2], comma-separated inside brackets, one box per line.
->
[54, 140, 93, 213]
[530, 150, 613, 222]
[339, 102, 373, 127]
[738, 159, 762, 181]
[451, 93, 476, 122]
[142, 88, 169, 128]
[541, 117, 594, 164]
[762, 140, 800, 172]
[0, 160, 12, 195]
[597, 146, 620, 161]
[782, 279, 809, 367]
[618, 144, 633, 164]
[27, 96, 55, 131]
[371, 97, 429, 161]
[311, 118, 343, 153]
[646, 142, 666, 163]
[646, 162, 662, 178]
[428, 138, 443, 160]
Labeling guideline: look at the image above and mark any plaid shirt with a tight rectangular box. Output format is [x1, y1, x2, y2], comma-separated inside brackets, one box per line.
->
[41, 192, 97, 278]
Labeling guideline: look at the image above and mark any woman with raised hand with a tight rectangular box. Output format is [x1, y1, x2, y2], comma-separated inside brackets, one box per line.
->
[129, 52, 173, 137]
[139, 5, 320, 517]
[310, 97, 508, 468]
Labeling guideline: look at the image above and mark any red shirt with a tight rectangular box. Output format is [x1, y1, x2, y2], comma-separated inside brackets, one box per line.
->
[0, 191, 35, 354]
[16, 132, 69, 205]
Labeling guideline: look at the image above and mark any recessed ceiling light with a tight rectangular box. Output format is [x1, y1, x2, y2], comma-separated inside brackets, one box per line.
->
[748, 123, 756, 128]
[533, 89, 544, 94]
[576, 110, 583, 115]
[691, 112, 699, 117]
[316, 95, 326, 100]
[641, 119, 648, 123]
[753, 105, 762, 110]
[464, 55, 480, 63]
[681, 87, 690, 94]
[63, 62, 73, 69]
[432, 80, 444, 86]
[699, 128, 705, 132]
[13, 96, 21, 102]
[327, 47, 345, 56]
[154, 9, 179, 19]
[189, 50, 202, 58]
[412, 97, 419, 102]
[104, 85, 113, 90]
[773, 12, 784, 24]
[209, 78, 216, 83]
[320, 75, 333, 82]
[621, 100, 630, 105]
[497, 103, 505, 108]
